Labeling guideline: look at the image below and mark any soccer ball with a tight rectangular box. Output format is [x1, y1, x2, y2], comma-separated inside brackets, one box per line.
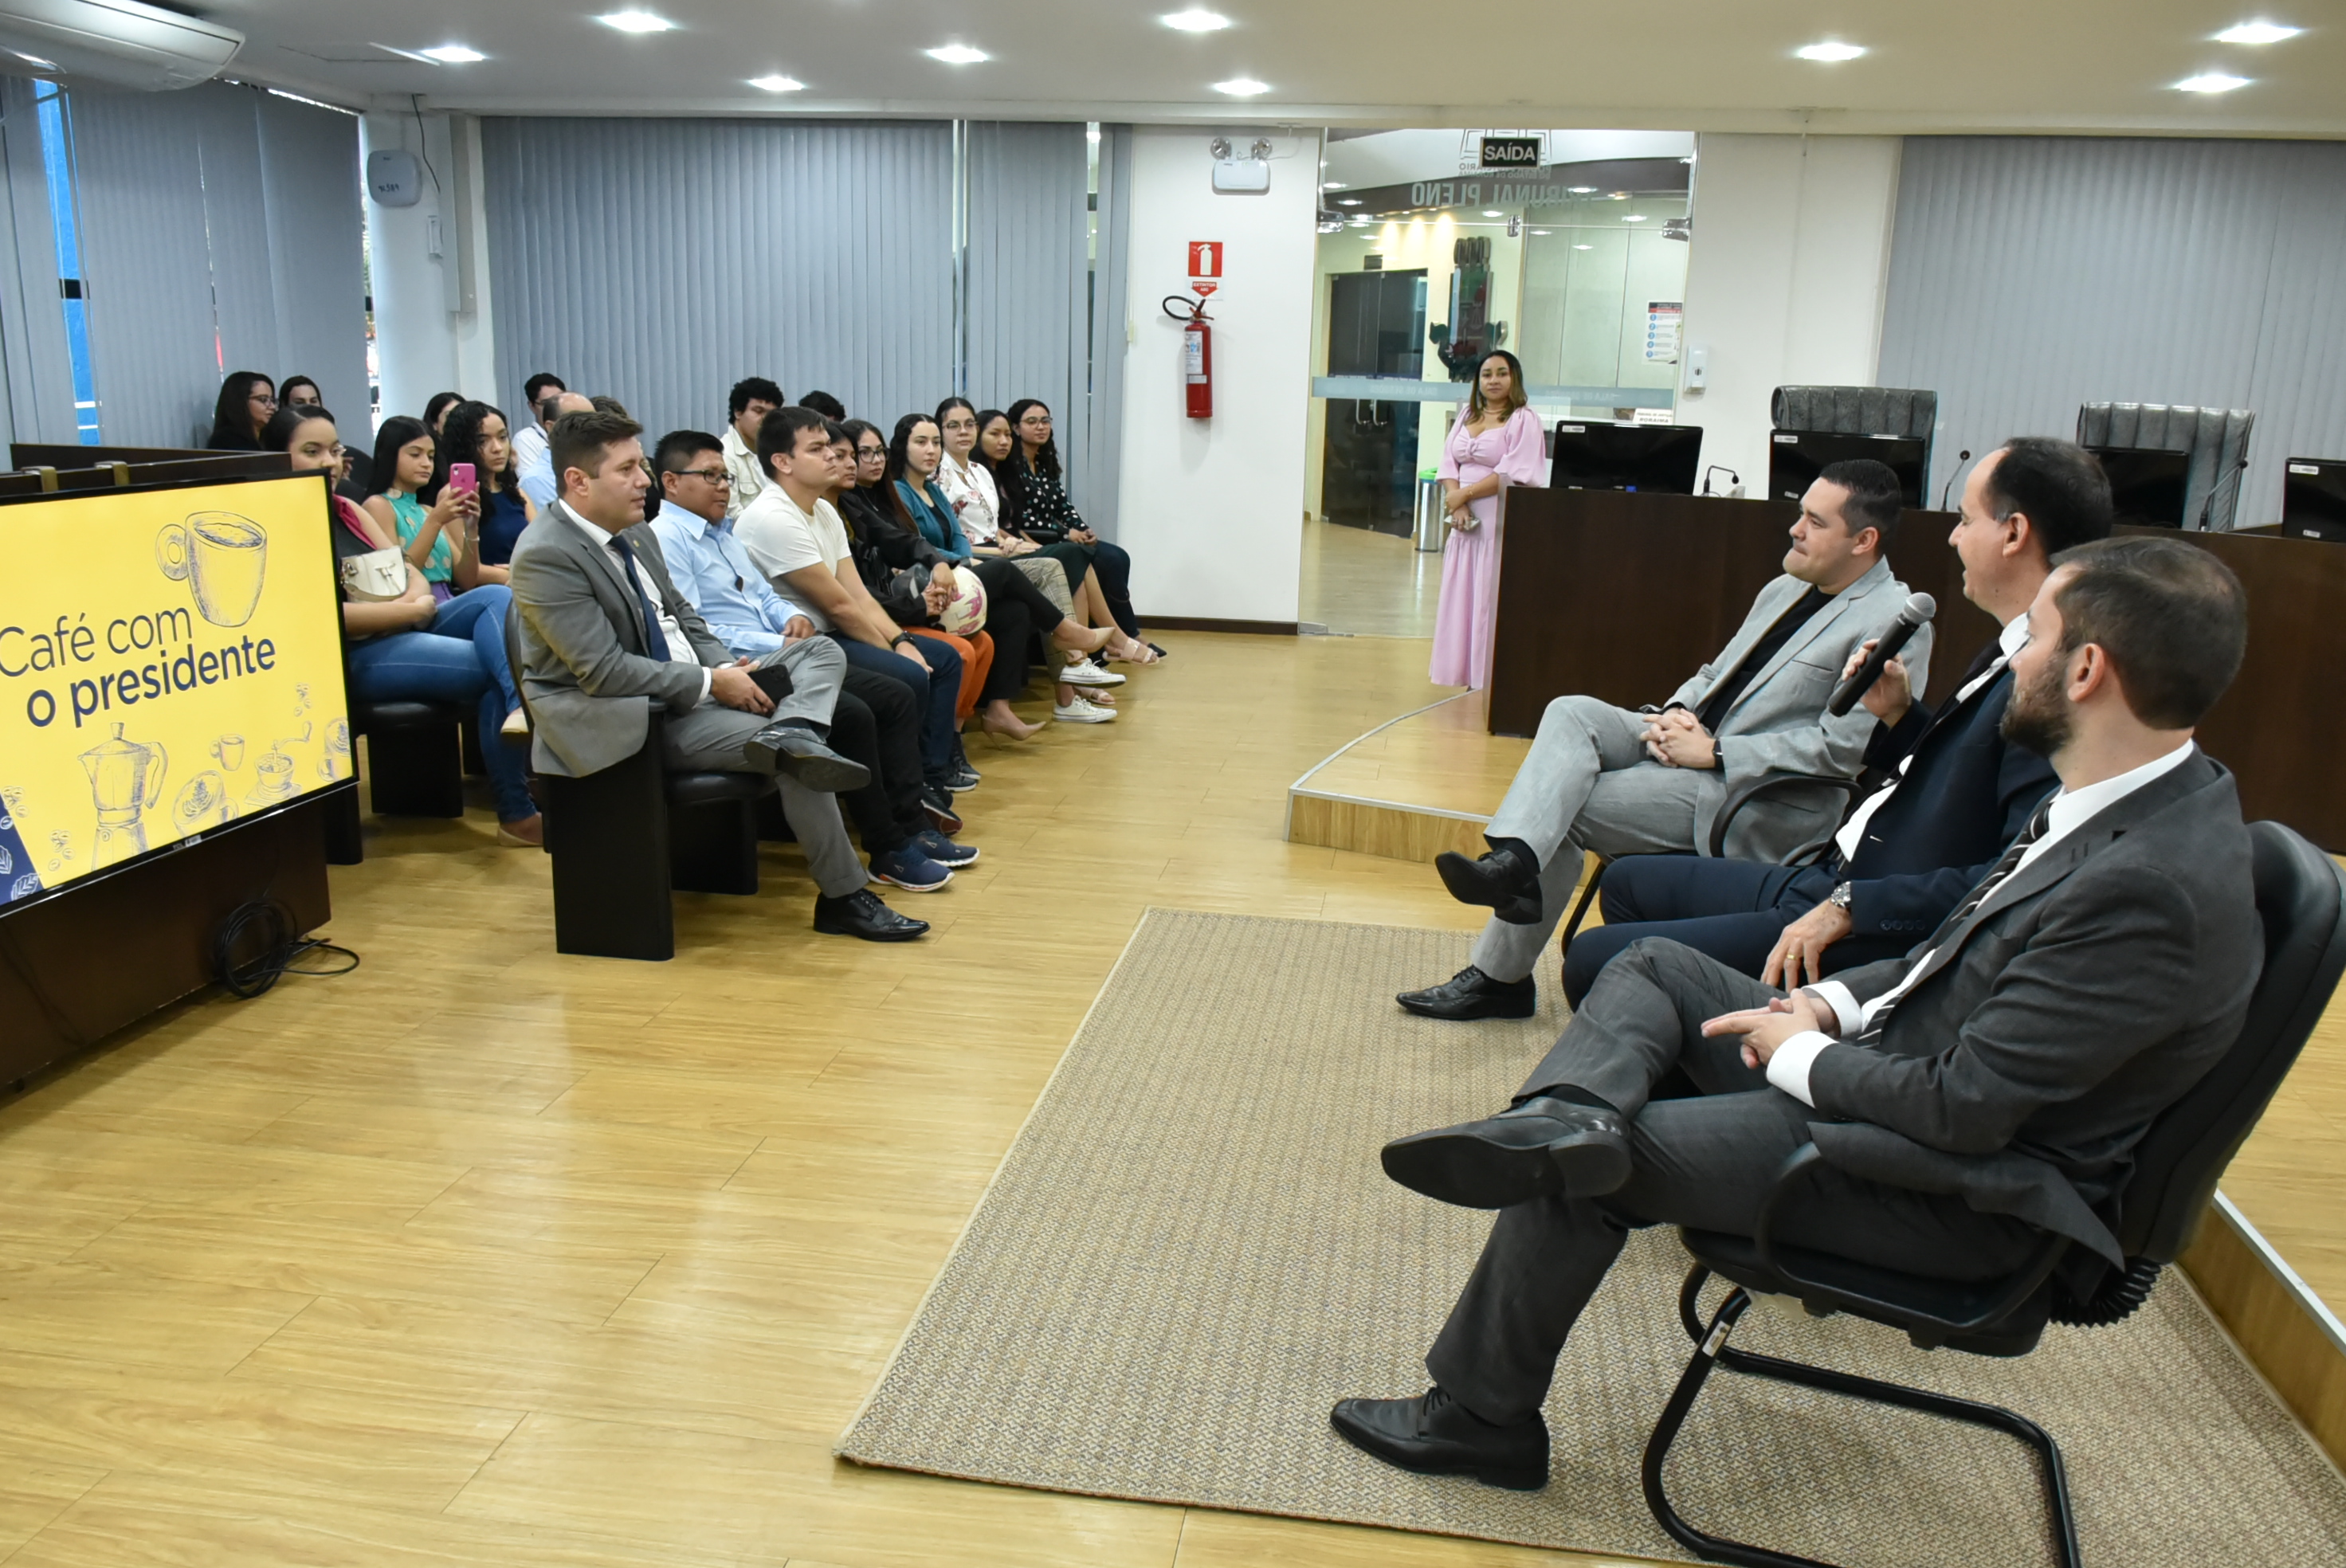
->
[937, 566, 988, 636]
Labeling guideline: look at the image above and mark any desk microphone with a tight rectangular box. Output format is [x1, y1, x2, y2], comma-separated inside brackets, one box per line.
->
[2196, 455, 2250, 531]
[1701, 465, 1741, 498]
[1936, 451, 1971, 512]
[1829, 593, 1936, 716]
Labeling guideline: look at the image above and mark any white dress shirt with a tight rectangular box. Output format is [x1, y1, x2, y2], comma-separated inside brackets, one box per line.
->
[1767, 738, 2200, 1105]
[555, 501, 712, 706]
[1830, 612, 2031, 864]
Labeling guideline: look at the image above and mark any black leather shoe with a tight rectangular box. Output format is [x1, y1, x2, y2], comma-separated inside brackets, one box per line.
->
[813, 888, 930, 942]
[743, 725, 870, 794]
[1397, 966, 1536, 1021]
[1330, 1386, 1548, 1491]
[1435, 847, 1543, 925]
[1380, 1096, 1630, 1208]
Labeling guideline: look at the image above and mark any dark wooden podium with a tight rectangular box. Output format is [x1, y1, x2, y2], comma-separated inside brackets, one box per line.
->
[1487, 488, 2346, 850]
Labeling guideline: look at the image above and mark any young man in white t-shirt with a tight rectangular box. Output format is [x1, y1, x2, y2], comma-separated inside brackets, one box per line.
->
[736, 405, 967, 831]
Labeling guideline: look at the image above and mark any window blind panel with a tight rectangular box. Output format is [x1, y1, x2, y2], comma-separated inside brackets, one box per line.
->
[256, 91, 368, 425]
[1083, 124, 1132, 536]
[964, 121, 1089, 504]
[481, 116, 954, 443]
[0, 76, 79, 445]
[1879, 136, 2346, 527]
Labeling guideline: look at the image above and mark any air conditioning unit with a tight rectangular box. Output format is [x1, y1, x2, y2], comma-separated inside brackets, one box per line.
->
[0, 0, 243, 92]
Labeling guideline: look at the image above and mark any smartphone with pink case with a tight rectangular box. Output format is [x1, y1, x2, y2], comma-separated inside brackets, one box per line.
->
[449, 462, 477, 494]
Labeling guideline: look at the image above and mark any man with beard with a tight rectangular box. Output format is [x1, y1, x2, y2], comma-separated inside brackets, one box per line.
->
[1332, 535, 2258, 1492]
[1553, 437, 2110, 1007]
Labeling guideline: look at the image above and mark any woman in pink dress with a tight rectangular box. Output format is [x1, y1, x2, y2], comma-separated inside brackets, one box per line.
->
[1430, 350, 1545, 688]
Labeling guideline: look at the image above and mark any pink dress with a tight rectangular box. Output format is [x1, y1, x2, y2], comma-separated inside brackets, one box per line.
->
[1430, 405, 1547, 688]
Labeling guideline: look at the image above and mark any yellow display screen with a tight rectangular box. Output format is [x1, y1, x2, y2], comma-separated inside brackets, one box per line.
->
[0, 472, 350, 909]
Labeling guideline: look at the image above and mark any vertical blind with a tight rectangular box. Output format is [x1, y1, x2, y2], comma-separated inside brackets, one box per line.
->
[963, 120, 1093, 508]
[65, 80, 365, 446]
[481, 116, 956, 441]
[1878, 136, 2346, 527]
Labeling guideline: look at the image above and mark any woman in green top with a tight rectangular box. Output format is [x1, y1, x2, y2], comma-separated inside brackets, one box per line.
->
[364, 414, 481, 602]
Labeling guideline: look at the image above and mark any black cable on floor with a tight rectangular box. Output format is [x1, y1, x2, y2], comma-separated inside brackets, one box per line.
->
[213, 900, 361, 999]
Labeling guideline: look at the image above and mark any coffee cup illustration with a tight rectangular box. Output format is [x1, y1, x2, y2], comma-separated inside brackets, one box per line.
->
[246, 749, 296, 808]
[158, 512, 269, 627]
[212, 735, 245, 772]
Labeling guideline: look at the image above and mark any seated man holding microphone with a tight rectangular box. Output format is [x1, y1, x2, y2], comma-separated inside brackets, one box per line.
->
[1400, 460, 1928, 1021]
[1338, 535, 2257, 1490]
[1557, 437, 2113, 1006]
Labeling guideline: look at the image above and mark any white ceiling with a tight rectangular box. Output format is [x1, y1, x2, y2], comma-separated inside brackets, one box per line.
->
[196, 2, 2344, 137]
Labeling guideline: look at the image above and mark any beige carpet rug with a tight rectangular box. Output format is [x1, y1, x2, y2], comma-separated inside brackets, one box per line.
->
[838, 910, 2346, 1565]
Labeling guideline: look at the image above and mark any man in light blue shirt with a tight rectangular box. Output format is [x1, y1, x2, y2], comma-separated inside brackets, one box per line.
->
[641, 427, 977, 887]
[519, 390, 591, 510]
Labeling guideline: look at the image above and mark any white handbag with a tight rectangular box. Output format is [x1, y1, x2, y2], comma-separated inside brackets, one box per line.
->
[339, 544, 408, 602]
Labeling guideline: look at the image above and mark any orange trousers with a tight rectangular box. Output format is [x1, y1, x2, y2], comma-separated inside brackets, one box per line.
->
[901, 627, 993, 723]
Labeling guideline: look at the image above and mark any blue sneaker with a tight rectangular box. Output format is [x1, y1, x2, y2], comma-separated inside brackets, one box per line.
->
[915, 829, 979, 866]
[870, 845, 953, 892]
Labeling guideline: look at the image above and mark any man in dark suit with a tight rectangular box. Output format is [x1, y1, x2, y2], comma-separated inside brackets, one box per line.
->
[1332, 536, 2257, 1492]
[1558, 437, 2113, 1007]
[509, 409, 928, 942]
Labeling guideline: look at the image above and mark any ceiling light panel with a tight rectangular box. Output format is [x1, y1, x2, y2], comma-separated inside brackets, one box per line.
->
[1795, 41, 1866, 61]
[597, 11, 675, 33]
[2215, 22, 2302, 45]
[420, 45, 484, 63]
[926, 44, 990, 64]
[749, 75, 802, 91]
[1161, 10, 1232, 31]
[2175, 72, 2251, 91]
[1213, 77, 1269, 95]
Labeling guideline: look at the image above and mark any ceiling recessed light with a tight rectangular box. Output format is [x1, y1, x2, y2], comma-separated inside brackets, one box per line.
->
[748, 74, 802, 92]
[1161, 9, 1232, 31]
[1795, 41, 1866, 61]
[1530, 229, 1551, 236]
[1481, 209, 1503, 217]
[926, 43, 990, 64]
[1623, 214, 1648, 221]
[1336, 198, 1362, 206]
[2215, 22, 2303, 45]
[1212, 77, 1269, 95]
[596, 10, 675, 33]
[2175, 71, 2252, 92]
[1322, 180, 1348, 190]
[1572, 244, 1593, 250]
[1567, 186, 1596, 194]
[420, 45, 485, 63]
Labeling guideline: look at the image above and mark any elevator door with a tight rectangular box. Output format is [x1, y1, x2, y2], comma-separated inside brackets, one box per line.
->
[1322, 268, 1427, 535]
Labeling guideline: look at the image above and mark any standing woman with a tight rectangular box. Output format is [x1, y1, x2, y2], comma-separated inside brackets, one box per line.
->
[206, 370, 276, 449]
[998, 398, 1161, 660]
[363, 416, 484, 602]
[266, 404, 540, 846]
[430, 400, 536, 574]
[1430, 350, 1544, 691]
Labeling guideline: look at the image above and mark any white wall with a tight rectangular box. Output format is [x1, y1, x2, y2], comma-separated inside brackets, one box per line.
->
[1116, 125, 1320, 624]
[1676, 134, 1901, 492]
[361, 111, 500, 429]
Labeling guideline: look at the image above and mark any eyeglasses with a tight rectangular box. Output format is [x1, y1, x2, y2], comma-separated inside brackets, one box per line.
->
[672, 466, 728, 485]
[251, 393, 279, 407]
[857, 446, 885, 460]
[1020, 414, 1052, 426]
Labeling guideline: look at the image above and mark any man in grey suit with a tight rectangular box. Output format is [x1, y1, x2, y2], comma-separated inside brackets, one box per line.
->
[508, 408, 928, 942]
[1334, 536, 2257, 1491]
[1402, 460, 1931, 1021]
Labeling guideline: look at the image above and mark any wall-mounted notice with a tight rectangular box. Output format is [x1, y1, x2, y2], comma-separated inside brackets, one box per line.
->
[1645, 300, 1683, 363]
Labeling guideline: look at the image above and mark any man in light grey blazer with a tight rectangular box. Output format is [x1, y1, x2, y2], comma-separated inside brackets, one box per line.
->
[1403, 460, 1931, 1021]
[508, 409, 928, 942]
[1336, 537, 2257, 1491]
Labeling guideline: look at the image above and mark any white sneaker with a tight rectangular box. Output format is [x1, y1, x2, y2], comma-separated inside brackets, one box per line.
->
[1053, 695, 1118, 723]
[1059, 658, 1126, 687]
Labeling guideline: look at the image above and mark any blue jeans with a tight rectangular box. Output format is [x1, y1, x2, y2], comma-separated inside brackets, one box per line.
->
[346, 585, 533, 822]
[833, 632, 959, 786]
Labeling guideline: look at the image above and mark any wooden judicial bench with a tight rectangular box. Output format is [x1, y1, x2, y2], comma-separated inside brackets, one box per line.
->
[1489, 488, 2346, 852]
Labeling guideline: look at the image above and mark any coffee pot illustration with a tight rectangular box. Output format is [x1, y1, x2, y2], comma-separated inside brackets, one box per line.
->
[80, 723, 168, 868]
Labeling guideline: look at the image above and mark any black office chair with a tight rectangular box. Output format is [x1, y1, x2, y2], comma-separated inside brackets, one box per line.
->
[503, 610, 776, 961]
[1641, 821, 2346, 1568]
[1556, 771, 1865, 955]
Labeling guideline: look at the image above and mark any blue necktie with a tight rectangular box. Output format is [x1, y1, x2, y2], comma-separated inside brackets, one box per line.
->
[609, 535, 673, 664]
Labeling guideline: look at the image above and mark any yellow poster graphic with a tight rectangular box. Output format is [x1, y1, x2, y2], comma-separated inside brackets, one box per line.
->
[0, 472, 350, 907]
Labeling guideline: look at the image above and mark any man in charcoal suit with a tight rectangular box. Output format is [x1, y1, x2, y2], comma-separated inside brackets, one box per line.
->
[1400, 460, 1931, 1021]
[508, 408, 926, 942]
[1335, 535, 2258, 1490]
[1558, 437, 2113, 1006]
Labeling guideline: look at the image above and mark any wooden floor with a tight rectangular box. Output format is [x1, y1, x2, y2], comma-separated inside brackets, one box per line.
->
[1300, 517, 1445, 638]
[2, 625, 2340, 1567]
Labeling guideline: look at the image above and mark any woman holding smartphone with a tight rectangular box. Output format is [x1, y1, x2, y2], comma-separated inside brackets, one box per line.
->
[428, 400, 537, 573]
[1430, 349, 1544, 690]
[365, 416, 484, 601]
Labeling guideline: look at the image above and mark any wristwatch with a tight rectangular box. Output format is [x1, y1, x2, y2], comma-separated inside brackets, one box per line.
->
[1829, 881, 1855, 911]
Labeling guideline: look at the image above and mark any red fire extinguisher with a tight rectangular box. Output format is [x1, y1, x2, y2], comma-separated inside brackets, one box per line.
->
[1163, 294, 1213, 419]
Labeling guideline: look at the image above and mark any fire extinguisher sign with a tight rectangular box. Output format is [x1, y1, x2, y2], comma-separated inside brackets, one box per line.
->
[1188, 240, 1222, 297]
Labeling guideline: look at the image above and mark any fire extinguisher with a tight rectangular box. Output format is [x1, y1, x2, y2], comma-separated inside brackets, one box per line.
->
[1162, 294, 1212, 419]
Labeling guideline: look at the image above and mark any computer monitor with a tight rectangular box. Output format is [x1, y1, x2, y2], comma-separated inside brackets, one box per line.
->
[2088, 446, 2191, 529]
[2282, 458, 2346, 543]
[1549, 422, 1703, 495]
[1767, 431, 1926, 509]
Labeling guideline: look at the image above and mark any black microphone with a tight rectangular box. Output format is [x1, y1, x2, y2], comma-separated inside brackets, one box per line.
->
[2195, 455, 2250, 531]
[1936, 450, 1971, 511]
[1701, 465, 1740, 497]
[1829, 593, 1936, 717]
